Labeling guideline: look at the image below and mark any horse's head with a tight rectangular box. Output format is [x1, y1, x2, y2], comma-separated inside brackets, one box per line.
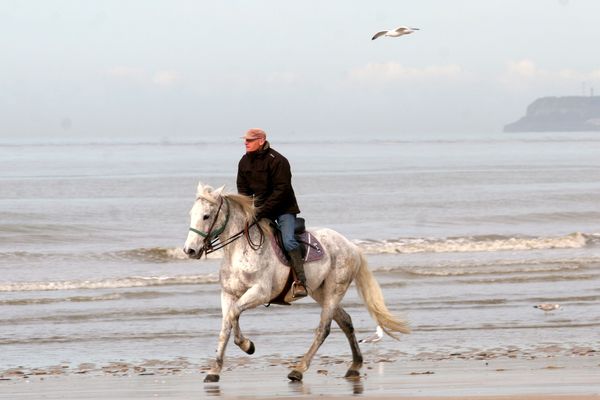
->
[183, 182, 227, 259]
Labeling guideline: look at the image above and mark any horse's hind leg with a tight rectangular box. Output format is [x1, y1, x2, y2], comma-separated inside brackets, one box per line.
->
[288, 287, 343, 381]
[333, 306, 363, 378]
[288, 305, 333, 382]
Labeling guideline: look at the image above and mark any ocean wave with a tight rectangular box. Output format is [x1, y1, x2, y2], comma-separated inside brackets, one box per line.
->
[587, 233, 600, 246]
[2, 232, 597, 267]
[356, 232, 590, 255]
[112, 247, 192, 262]
[457, 273, 600, 285]
[0, 290, 184, 306]
[369, 254, 600, 279]
[398, 261, 586, 277]
[0, 274, 219, 293]
[0, 247, 216, 263]
[416, 321, 600, 332]
[0, 306, 221, 326]
[0, 331, 215, 346]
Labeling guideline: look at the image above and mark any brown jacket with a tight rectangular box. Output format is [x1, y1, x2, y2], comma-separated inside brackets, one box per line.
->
[236, 142, 300, 220]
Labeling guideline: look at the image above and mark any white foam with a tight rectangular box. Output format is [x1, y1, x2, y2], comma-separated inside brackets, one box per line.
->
[356, 232, 588, 255]
[0, 274, 219, 292]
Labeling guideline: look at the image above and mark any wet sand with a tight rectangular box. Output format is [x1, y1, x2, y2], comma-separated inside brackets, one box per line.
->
[1, 347, 599, 399]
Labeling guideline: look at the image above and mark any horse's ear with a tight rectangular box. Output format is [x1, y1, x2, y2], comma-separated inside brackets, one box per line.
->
[196, 182, 206, 197]
[213, 185, 226, 198]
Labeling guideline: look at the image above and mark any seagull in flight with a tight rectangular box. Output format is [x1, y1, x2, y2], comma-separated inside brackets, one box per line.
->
[359, 326, 384, 343]
[372, 26, 420, 40]
[534, 303, 561, 312]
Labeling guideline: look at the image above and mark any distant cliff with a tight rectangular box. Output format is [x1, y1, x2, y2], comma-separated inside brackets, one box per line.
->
[504, 96, 600, 132]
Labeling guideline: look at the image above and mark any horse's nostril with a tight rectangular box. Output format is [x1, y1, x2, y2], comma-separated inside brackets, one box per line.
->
[184, 247, 195, 256]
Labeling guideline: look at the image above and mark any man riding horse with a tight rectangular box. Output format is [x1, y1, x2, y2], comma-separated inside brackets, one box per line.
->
[236, 128, 308, 298]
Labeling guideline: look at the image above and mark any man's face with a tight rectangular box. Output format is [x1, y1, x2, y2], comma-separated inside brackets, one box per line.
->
[244, 138, 264, 153]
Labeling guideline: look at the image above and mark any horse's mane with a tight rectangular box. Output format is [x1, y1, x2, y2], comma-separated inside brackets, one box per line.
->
[222, 193, 255, 221]
[196, 183, 272, 233]
[223, 193, 272, 234]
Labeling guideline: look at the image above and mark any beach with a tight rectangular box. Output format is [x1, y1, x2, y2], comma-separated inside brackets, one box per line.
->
[1, 350, 599, 399]
[1, 132, 600, 398]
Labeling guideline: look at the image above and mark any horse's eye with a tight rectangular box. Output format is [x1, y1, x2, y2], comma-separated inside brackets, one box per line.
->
[203, 215, 210, 220]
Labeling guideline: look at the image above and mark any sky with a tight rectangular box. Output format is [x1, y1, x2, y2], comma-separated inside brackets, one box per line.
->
[1, 0, 599, 140]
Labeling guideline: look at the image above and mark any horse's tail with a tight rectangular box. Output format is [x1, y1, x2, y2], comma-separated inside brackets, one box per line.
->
[354, 252, 411, 339]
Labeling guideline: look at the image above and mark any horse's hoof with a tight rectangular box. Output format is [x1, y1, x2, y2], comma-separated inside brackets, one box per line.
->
[345, 369, 361, 379]
[246, 340, 255, 355]
[204, 374, 220, 383]
[288, 370, 303, 381]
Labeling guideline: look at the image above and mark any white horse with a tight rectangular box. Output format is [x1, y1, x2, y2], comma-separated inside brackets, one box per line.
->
[183, 183, 410, 382]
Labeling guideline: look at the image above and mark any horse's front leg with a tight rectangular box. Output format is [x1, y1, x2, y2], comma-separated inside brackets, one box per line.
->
[228, 292, 255, 355]
[229, 284, 271, 353]
[204, 292, 236, 383]
[205, 287, 270, 383]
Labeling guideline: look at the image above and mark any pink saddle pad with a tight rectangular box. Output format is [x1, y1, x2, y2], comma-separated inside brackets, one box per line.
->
[270, 231, 325, 267]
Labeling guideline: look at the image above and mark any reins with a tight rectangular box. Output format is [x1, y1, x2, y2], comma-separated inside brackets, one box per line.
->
[189, 197, 265, 257]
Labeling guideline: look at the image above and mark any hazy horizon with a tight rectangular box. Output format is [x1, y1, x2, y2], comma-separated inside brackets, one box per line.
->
[2, 0, 599, 141]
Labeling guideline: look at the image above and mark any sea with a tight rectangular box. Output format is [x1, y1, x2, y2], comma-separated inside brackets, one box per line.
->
[1, 131, 599, 374]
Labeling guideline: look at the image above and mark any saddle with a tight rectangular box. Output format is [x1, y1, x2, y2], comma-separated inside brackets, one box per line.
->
[267, 218, 325, 306]
[271, 218, 325, 266]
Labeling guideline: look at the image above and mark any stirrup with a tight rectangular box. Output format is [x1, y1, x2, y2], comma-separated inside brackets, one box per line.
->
[292, 280, 307, 298]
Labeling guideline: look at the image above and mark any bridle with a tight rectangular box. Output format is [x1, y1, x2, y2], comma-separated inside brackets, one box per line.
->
[188, 196, 264, 257]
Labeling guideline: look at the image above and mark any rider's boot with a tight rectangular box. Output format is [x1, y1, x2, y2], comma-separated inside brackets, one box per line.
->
[289, 248, 308, 298]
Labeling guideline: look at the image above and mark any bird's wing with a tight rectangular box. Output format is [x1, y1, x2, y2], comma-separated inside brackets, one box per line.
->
[359, 326, 383, 343]
[371, 31, 388, 40]
[394, 26, 410, 32]
[359, 334, 378, 343]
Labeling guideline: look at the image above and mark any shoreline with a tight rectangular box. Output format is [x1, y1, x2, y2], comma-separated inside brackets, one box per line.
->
[2, 351, 598, 399]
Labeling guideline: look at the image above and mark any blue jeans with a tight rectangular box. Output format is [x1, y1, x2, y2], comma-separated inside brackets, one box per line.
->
[276, 214, 300, 252]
